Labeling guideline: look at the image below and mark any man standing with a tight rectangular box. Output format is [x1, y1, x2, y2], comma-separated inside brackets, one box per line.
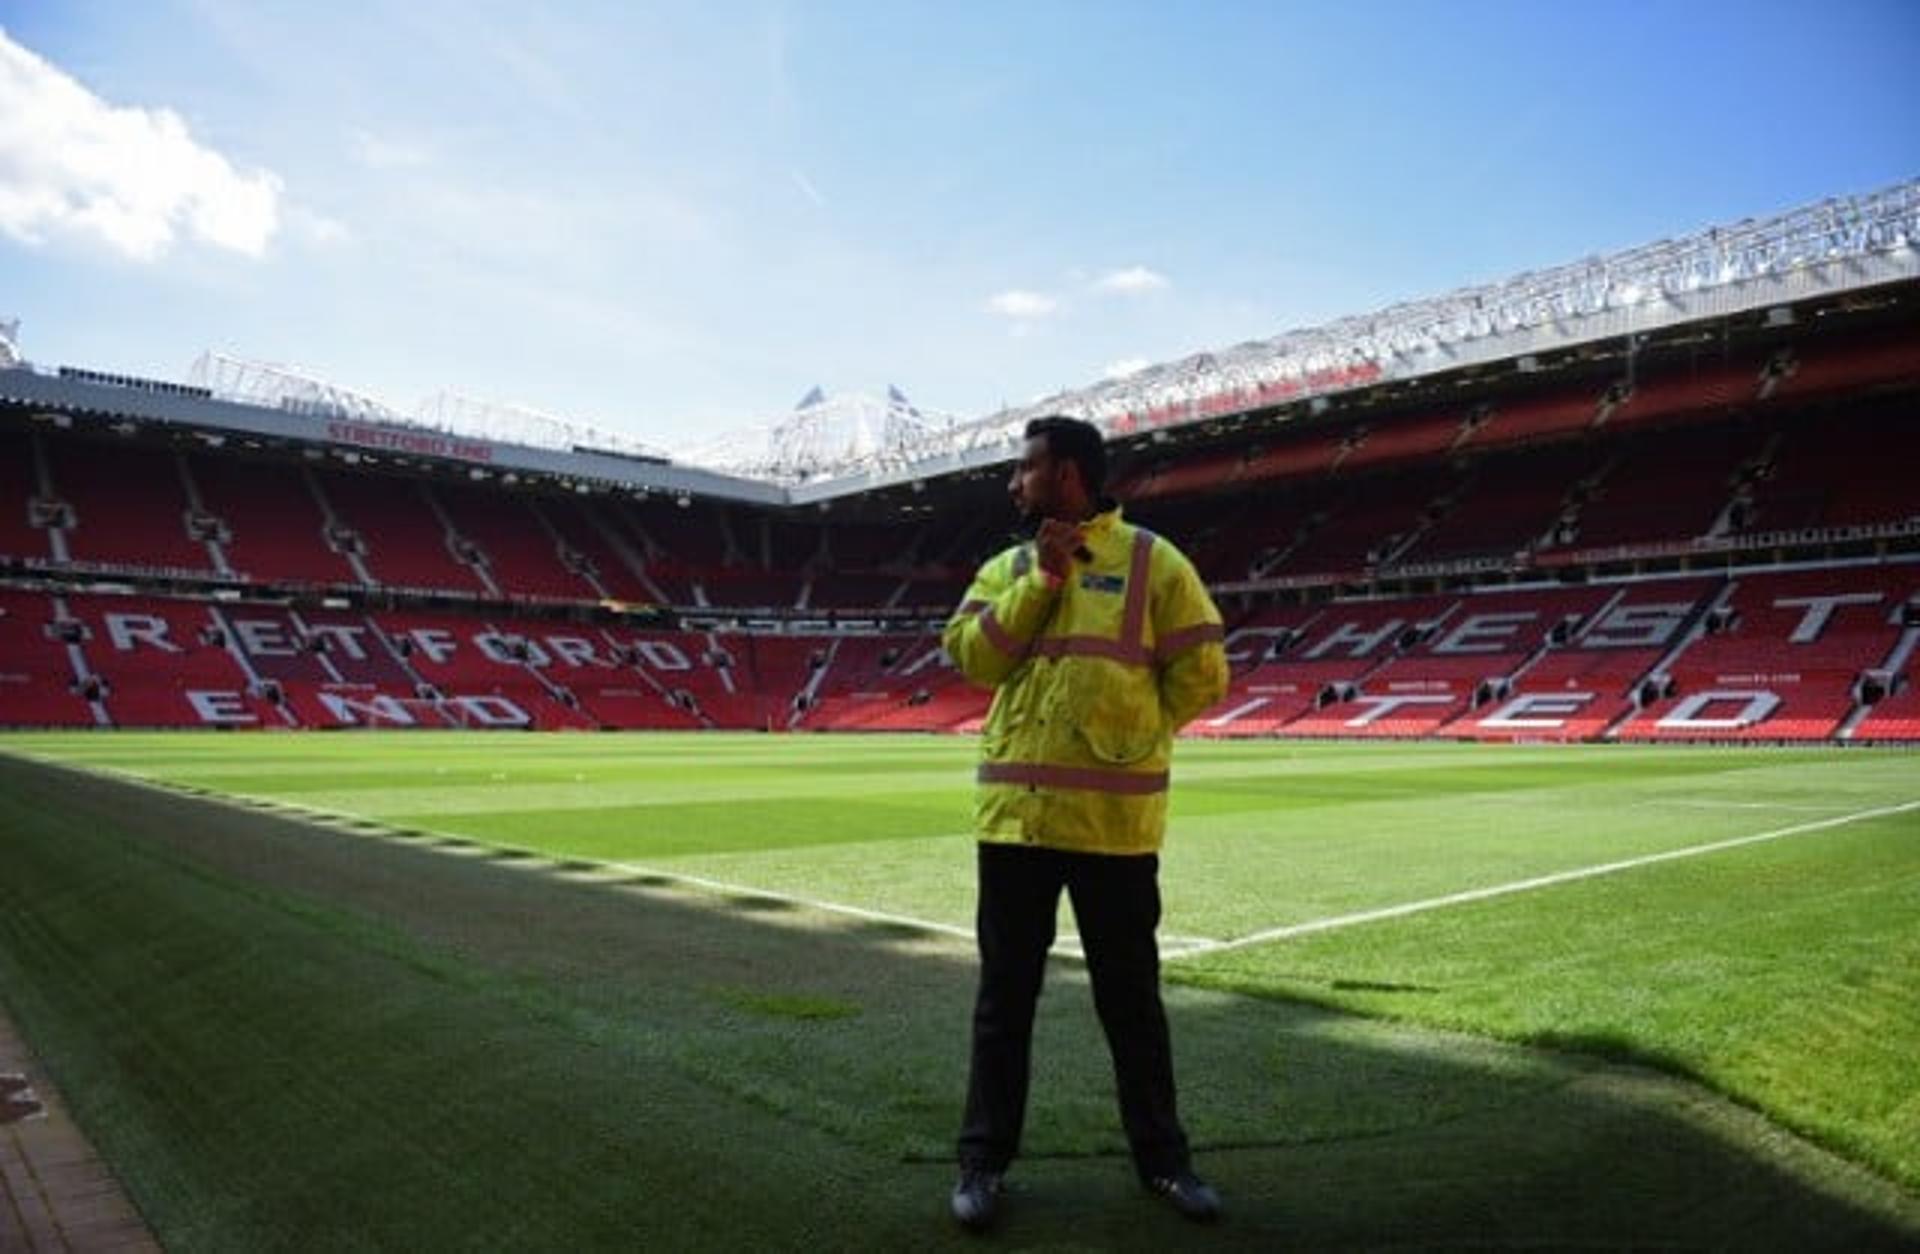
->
[943, 416, 1230, 1230]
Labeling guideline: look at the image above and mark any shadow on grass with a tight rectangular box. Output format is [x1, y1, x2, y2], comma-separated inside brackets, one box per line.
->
[0, 753, 1914, 1252]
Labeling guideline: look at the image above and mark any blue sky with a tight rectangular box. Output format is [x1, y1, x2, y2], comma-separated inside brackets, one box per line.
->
[1, 0, 1915, 447]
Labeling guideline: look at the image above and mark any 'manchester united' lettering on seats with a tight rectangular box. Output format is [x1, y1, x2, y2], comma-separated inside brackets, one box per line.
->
[1475, 589, 1892, 734]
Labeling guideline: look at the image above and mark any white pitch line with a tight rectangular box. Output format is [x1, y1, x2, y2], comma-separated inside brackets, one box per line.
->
[0, 751, 1216, 958]
[605, 859, 980, 943]
[1634, 799, 1864, 814]
[1166, 798, 1920, 962]
[604, 861, 1223, 954]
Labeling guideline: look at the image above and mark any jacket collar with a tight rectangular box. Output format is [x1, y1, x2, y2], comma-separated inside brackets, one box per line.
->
[1083, 500, 1123, 537]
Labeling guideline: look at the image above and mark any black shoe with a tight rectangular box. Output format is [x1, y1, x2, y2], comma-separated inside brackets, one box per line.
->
[950, 1168, 1004, 1231]
[1147, 1170, 1221, 1222]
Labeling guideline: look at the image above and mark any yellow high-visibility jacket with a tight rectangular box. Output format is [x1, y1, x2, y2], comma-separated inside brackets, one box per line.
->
[943, 506, 1229, 855]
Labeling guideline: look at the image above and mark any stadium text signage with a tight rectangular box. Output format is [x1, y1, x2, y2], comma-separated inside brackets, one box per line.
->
[326, 421, 496, 464]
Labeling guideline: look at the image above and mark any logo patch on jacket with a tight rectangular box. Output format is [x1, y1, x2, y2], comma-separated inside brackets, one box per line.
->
[1080, 573, 1126, 595]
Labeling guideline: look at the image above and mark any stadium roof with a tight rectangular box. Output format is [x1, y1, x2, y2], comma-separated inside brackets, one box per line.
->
[3, 178, 1916, 507]
[676, 385, 959, 482]
[777, 176, 1920, 501]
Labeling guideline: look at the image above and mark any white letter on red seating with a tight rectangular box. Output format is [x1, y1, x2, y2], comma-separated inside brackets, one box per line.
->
[1432, 612, 1538, 655]
[634, 640, 692, 671]
[105, 614, 180, 653]
[1480, 692, 1595, 729]
[316, 692, 416, 726]
[1582, 603, 1692, 649]
[1656, 690, 1781, 729]
[1223, 628, 1291, 665]
[545, 636, 602, 668]
[187, 690, 257, 724]
[233, 619, 296, 657]
[1343, 693, 1455, 726]
[1773, 593, 1883, 643]
[411, 629, 457, 664]
[1304, 619, 1403, 660]
[305, 624, 368, 660]
[453, 696, 531, 727]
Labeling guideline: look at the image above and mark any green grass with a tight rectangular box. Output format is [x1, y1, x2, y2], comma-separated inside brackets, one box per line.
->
[1, 732, 1917, 1248]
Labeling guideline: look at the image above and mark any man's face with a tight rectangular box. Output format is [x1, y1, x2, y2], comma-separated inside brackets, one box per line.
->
[1008, 436, 1067, 521]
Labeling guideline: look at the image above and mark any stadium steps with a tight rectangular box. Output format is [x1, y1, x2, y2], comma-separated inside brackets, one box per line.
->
[300, 467, 377, 585]
[46, 592, 111, 726]
[577, 501, 674, 604]
[171, 451, 235, 576]
[1839, 623, 1920, 740]
[420, 484, 503, 599]
[526, 498, 614, 600]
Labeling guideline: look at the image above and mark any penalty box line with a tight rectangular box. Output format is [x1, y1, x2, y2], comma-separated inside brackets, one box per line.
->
[1166, 797, 1920, 963]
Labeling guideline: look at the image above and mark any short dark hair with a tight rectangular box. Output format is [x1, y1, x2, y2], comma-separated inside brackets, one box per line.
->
[1024, 415, 1106, 497]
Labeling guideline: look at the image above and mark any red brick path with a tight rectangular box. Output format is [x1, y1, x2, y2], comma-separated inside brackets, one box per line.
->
[0, 1010, 158, 1252]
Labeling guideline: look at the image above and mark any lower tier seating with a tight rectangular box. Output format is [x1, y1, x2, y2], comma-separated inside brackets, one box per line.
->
[1, 559, 1914, 740]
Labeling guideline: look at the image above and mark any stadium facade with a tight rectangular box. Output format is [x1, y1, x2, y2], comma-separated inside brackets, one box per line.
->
[2, 180, 1916, 740]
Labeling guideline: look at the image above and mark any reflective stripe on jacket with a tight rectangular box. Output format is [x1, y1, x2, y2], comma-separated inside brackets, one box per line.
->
[942, 506, 1229, 855]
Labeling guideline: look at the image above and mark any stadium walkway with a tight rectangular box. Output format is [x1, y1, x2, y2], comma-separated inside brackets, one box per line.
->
[0, 1008, 156, 1253]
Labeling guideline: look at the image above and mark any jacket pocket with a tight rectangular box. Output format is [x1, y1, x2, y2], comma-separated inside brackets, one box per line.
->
[1072, 663, 1163, 765]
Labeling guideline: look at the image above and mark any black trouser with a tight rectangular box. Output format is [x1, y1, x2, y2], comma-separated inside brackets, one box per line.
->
[957, 842, 1190, 1181]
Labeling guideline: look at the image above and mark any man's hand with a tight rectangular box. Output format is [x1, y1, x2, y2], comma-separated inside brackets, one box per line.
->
[1036, 519, 1086, 580]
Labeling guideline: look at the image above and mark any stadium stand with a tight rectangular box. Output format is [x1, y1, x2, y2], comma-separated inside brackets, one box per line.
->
[4, 374, 1917, 742]
[4, 184, 1915, 742]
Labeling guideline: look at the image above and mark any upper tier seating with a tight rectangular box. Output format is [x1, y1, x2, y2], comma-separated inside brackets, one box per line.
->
[535, 499, 657, 603]
[191, 455, 359, 584]
[432, 483, 600, 601]
[51, 440, 212, 571]
[317, 471, 486, 593]
[0, 431, 52, 562]
[1547, 426, 1762, 553]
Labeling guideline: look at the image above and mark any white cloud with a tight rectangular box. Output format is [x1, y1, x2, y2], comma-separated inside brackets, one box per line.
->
[1093, 265, 1169, 294]
[1103, 358, 1149, 380]
[985, 289, 1058, 319]
[288, 206, 351, 247]
[0, 30, 281, 261]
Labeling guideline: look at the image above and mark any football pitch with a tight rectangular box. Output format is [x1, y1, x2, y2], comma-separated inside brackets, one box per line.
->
[1, 732, 1916, 1249]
